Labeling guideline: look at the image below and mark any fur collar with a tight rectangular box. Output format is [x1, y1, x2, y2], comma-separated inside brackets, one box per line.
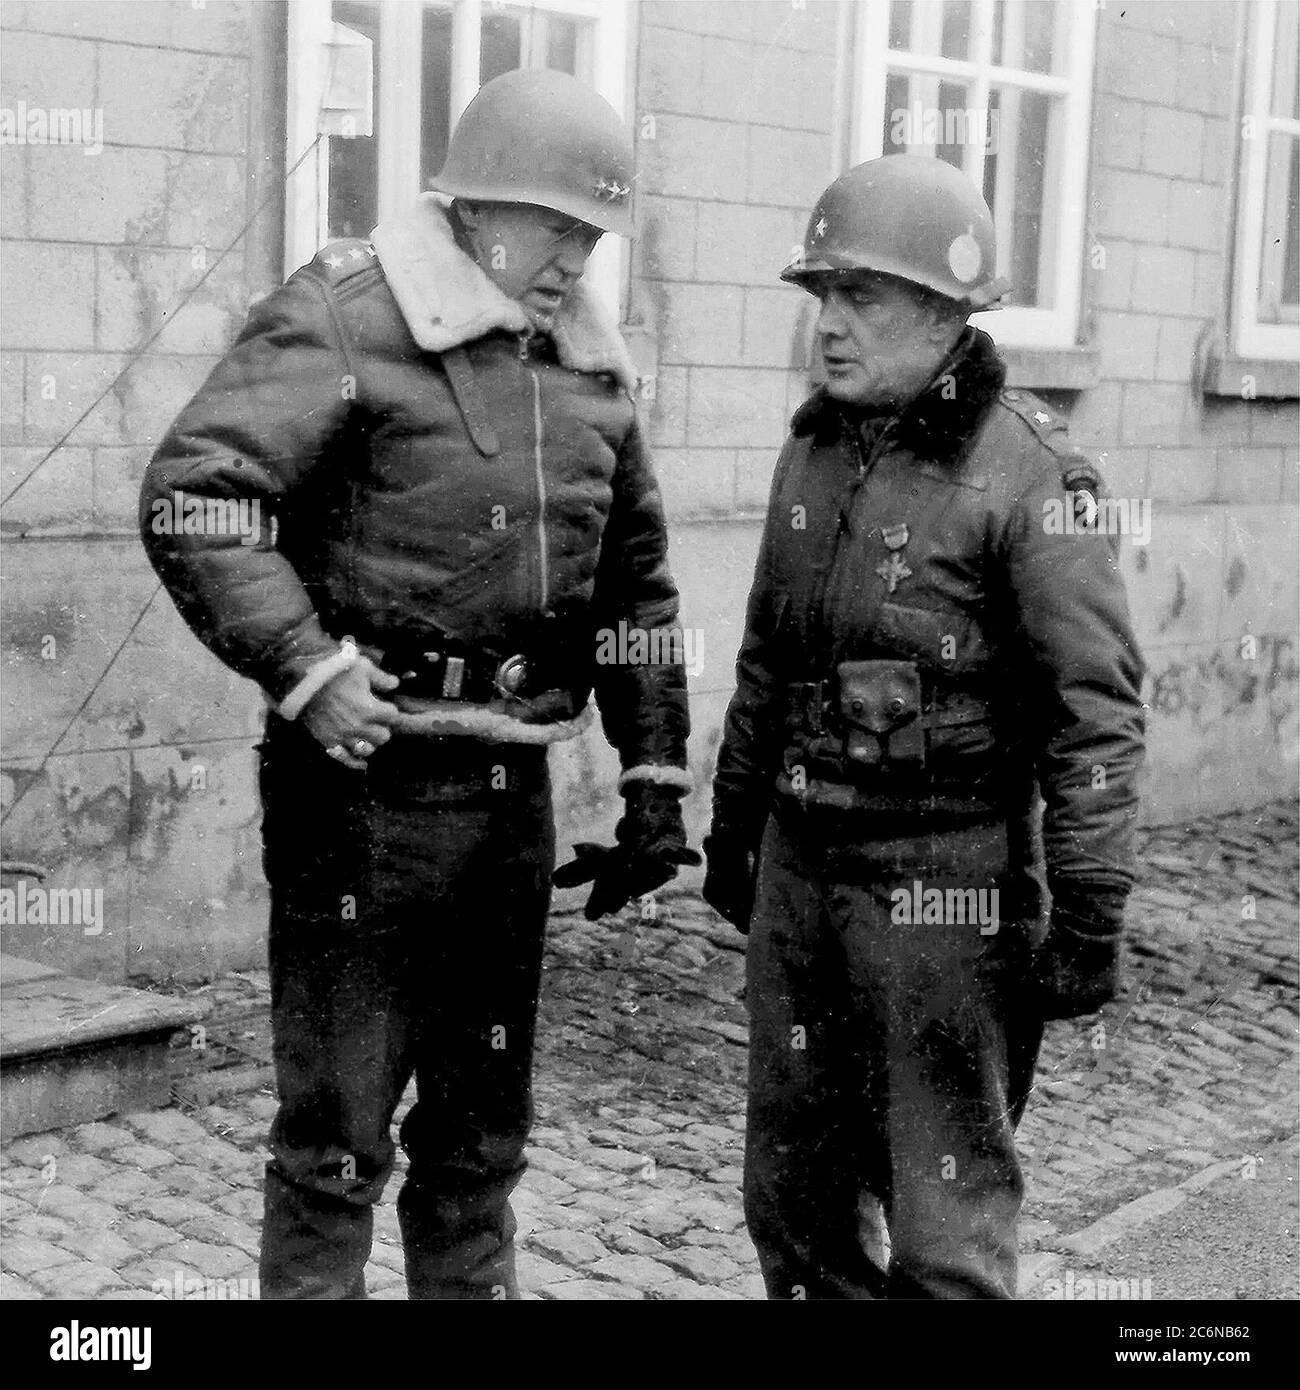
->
[371, 193, 638, 394]
[791, 327, 1007, 462]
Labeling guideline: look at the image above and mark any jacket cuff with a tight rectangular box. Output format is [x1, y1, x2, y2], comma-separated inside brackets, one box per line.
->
[617, 764, 693, 794]
[277, 639, 359, 721]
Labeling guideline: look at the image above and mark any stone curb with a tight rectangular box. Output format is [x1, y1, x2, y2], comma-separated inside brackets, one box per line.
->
[1019, 1154, 1268, 1295]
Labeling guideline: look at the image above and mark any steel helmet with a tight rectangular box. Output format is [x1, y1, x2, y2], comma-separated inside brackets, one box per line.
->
[430, 68, 635, 237]
[782, 154, 1010, 309]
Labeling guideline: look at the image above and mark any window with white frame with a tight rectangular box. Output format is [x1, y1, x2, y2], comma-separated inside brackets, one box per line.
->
[851, 0, 1096, 348]
[285, 0, 630, 317]
[1233, 0, 1299, 361]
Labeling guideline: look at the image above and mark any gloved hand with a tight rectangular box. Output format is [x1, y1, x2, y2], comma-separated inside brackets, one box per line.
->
[702, 827, 759, 935]
[1033, 902, 1124, 1020]
[553, 782, 700, 921]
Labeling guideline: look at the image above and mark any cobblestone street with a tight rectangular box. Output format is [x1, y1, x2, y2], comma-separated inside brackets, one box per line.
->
[2, 804, 1296, 1301]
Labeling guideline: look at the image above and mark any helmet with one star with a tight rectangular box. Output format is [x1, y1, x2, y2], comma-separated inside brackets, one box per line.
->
[782, 154, 1010, 309]
[430, 68, 636, 237]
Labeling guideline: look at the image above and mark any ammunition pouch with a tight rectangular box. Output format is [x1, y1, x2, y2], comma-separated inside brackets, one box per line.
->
[838, 659, 924, 770]
[782, 661, 993, 791]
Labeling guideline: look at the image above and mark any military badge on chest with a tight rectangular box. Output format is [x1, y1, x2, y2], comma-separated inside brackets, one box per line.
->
[876, 523, 912, 595]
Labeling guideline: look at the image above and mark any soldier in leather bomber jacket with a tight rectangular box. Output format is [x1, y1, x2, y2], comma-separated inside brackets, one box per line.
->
[141, 71, 695, 1299]
[704, 156, 1146, 1300]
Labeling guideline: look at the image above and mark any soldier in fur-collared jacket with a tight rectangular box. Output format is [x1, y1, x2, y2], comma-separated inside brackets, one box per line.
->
[141, 71, 695, 1300]
[704, 156, 1146, 1300]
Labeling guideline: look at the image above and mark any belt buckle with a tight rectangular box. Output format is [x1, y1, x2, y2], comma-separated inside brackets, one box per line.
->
[493, 654, 529, 699]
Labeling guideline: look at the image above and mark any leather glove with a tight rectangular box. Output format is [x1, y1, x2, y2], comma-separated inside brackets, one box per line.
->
[1033, 901, 1124, 1020]
[702, 827, 759, 936]
[553, 782, 700, 921]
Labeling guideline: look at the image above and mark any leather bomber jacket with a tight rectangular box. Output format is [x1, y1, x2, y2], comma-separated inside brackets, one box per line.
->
[712, 328, 1146, 928]
[140, 200, 688, 775]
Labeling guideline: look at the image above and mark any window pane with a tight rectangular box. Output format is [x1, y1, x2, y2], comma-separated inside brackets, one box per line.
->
[995, 0, 1057, 76]
[889, 0, 913, 51]
[1258, 133, 1300, 323]
[1270, 0, 1298, 120]
[883, 71, 911, 152]
[983, 86, 1056, 307]
[328, 0, 380, 239]
[421, 7, 454, 190]
[481, 9, 522, 83]
[939, 1, 971, 60]
[889, 1, 971, 59]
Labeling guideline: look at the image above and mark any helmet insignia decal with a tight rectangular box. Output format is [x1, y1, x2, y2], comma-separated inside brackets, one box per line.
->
[813, 216, 827, 238]
[947, 228, 982, 284]
[594, 177, 631, 202]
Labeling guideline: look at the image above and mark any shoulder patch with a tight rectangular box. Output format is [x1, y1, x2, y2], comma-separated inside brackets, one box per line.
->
[1059, 451, 1101, 493]
[309, 239, 381, 287]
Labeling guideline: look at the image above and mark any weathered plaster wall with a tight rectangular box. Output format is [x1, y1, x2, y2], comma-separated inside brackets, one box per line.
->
[1, 1, 275, 982]
[1081, 0, 1299, 819]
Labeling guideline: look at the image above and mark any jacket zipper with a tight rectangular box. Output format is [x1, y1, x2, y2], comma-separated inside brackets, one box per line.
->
[519, 332, 550, 616]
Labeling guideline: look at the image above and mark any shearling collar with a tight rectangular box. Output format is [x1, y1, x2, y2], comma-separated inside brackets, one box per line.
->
[791, 327, 1007, 463]
[370, 193, 638, 395]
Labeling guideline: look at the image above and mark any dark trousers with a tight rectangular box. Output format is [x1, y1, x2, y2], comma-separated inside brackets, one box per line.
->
[743, 805, 1044, 1300]
[256, 717, 554, 1299]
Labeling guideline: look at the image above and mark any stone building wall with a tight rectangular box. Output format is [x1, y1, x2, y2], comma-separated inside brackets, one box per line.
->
[1, 0, 1295, 985]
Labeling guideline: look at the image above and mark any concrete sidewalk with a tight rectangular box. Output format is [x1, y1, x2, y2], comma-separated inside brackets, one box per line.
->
[2, 803, 1296, 1300]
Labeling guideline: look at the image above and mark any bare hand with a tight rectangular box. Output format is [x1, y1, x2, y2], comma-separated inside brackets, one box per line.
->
[301, 656, 400, 770]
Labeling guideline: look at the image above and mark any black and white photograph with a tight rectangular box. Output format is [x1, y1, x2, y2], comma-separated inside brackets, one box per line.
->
[0, 0, 1296, 1341]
